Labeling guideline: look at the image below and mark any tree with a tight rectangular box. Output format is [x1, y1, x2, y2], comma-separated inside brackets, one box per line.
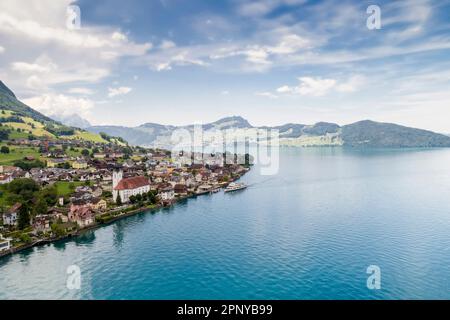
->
[0, 128, 9, 141]
[116, 193, 122, 205]
[41, 185, 58, 206]
[7, 178, 40, 203]
[34, 197, 48, 216]
[18, 203, 31, 229]
[81, 149, 90, 157]
[1, 146, 9, 154]
[129, 195, 136, 204]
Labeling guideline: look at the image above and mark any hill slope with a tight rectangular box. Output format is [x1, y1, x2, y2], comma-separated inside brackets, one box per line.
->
[0, 80, 110, 144]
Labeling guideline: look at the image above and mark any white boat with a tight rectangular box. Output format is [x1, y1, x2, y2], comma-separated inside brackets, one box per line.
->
[224, 182, 247, 193]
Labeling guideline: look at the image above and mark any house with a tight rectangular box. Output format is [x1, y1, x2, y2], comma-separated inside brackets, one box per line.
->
[93, 153, 106, 159]
[92, 187, 103, 198]
[72, 160, 88, 169]
[112, 169, 150, 203]
[90, 198, 107, 211]
[0, 174, 13, 184]
[159, 186, 175, 201]
[0, 235, 12, 252]
[174, 184, 188, 196]
[2, 203, 21, 226]
[47, 158, 68, 168]
[32, 215, 51, 233]
[0, 165, 20, 174]
[68, 205, 95, 227]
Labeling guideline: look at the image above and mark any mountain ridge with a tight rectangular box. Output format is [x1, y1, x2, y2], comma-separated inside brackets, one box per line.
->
[88, 116, 450, 148]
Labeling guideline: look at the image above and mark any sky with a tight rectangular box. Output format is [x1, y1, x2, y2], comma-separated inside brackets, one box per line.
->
[0, 0, 450, 132]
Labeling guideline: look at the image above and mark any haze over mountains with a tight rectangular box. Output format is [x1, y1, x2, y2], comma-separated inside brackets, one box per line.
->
[1, 79, 450, 149]
[87, 115, 450, 148]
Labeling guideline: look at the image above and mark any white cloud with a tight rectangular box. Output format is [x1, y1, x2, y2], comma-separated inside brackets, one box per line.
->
[221, 90, 230, 95]
[255, 91, 278, 99]
[23, 93, 94, 119]
[108, 86, 132, 98]
[160, 40, 176, 49]
[68, 87, 95, 95]
[0, 45, 4, 53]
[238, 0, 306, 17]
[0, 0, 151, 94]
[11, 59, 56, 73]
[336, 75, 366, 93]
[279, 77, 336, 96]
[276, 76, 366, 97]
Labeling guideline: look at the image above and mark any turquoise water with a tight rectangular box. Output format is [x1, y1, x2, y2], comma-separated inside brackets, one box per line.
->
[1, 147, 450, 299]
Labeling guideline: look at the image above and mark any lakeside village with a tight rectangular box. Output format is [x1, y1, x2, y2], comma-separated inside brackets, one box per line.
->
[0, 137, 251, 256]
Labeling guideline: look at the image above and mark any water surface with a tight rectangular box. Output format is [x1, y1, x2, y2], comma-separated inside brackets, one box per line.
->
[1, 147, 450, 299]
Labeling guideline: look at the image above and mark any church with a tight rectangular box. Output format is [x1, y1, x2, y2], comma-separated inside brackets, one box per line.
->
[112, 169, 151, 203]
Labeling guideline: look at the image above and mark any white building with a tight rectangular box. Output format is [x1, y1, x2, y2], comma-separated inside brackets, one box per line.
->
[0, 235, 12, 252]
[112, 169, 150, 203]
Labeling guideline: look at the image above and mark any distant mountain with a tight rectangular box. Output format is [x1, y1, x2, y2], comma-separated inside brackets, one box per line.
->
[342, 120, 450, 147]
[52, 113, 91, 129]
[87, 116, 450, 148]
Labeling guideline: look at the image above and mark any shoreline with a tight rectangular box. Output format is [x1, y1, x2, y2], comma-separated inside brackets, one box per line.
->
[0, 172, 249, 259]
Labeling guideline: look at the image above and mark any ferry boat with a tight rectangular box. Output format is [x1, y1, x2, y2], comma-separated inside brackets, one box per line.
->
[224, 182, 247, 193]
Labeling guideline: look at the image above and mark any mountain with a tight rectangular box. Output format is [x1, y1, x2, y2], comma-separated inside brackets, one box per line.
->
[52, 113, 91, 129]
[87, 116, 450, 148]
[341, 120, 450, 147]
[0, 80, 114, 144]
[0, 80, 56, 124]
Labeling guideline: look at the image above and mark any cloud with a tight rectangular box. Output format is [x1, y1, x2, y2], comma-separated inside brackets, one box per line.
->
[160, 40, 176, 49]
[150, 51, 208, 71]
[237, 0, 307, 17]
[221, 90, 230, 95]
[23, 93, 94, 119]
[255, 91, 278, 99]
[277, 77, 336, 96]
[68, 87, 95, 95]
[276, 75, 366, 97]
[0, 45, 4, 53]
[336, 75, 366, 93]
[108, 86, 132, 97]
[0, 0, 151, 94]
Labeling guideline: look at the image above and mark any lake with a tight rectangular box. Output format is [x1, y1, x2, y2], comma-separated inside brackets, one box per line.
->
[1, 147, 450, 299]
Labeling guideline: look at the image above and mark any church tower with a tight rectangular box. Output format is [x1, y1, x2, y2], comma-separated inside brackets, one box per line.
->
[112, 168, 123, 203]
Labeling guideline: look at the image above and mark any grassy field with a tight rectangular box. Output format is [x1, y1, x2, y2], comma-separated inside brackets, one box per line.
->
[0, 144, 41, 165]
[54, 181, 91, 197]
[62, 130, 108, 143]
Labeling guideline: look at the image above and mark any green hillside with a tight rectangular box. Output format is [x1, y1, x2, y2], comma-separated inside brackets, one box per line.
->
[0, 80, 114, 144]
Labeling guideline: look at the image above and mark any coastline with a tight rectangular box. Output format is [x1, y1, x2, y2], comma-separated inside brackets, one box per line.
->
[0, 171, 249, 259]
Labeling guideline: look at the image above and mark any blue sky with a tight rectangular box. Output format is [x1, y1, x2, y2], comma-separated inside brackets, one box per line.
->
[0, 0, 450, 132]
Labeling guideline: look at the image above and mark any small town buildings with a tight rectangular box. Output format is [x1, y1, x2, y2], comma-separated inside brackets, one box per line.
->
[47, 158, 68, 168]
[159, 186, 175, 201]
[72, 160, 88, 169]
[2, 203, 21, 226]
[0, 174, 13, 184]
[68, 205, 95, 227]
[112, 169, 150, 203]
[0, 235, 12, 252]
[32, 215, 51, 233]
[174, 184, 188, 196]
[91, 198, 107, 211]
